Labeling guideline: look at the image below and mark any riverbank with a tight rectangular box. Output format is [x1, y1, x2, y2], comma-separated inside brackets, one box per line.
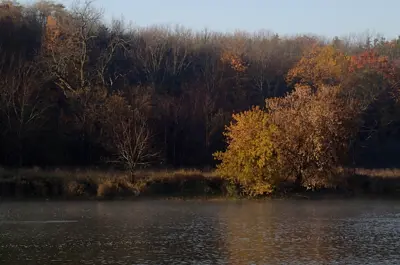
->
[0, 168, 400, 200]
[0, 168, 228, 200]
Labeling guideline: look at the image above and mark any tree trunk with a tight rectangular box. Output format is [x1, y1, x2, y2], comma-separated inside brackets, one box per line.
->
[294, 172, 303, 191]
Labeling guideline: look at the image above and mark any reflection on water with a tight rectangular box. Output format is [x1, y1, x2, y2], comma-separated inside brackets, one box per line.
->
[0, 199, 399, 264]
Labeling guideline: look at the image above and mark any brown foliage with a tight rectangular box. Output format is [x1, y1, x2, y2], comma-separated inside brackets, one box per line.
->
[267, 84, 357, 186]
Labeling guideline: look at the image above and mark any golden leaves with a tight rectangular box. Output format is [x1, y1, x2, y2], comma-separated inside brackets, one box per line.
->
[214, 106, 279, 196]
[286, 45, 350, 87]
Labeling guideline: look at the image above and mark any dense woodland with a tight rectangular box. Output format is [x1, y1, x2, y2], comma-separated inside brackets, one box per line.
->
[1, 0, 400, 183]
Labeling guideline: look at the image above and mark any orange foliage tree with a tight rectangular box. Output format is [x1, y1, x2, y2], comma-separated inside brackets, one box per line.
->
[345, 50, 398, 112]
[220, 51, 247, 73]
[345, 49, 400, 148]
[349, 49, 396, 80]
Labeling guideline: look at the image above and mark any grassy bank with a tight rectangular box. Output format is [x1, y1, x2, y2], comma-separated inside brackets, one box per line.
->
[348, 168, 400, 194]
[0, 168, 400, 200]
[0, 168, 231, 200]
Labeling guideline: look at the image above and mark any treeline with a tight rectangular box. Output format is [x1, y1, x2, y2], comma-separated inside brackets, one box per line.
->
[0, 1, 399, 174]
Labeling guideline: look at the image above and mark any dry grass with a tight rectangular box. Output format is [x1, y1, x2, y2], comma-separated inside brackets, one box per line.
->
[355, 168, 400, 178]
[0, 167, 218, 183]
[0, 167, 225, 199]
[65, 180, 86, 196]
[97, 180, 117, 197]
[345, 168, 400, 194]
[132, 168, 218, 180]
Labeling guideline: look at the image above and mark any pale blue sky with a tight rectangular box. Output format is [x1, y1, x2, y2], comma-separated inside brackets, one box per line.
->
[21, 0, 399, 39]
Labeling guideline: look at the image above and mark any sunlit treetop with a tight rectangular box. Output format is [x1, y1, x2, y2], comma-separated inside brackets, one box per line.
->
[220, 51, 248, 73]
[286, 45, 350, 88]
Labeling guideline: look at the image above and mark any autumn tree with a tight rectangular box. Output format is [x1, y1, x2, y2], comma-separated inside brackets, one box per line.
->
[267, 85, 358, 188]
[346, 50, 398, 129]
[344, 49, 400, 165]
[214, 106, 280, 196]
[286, 45, 350, 88]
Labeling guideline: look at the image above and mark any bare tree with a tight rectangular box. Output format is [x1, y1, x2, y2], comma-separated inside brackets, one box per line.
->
[0, 55, 51, 165]
[165, 26, 192, 76]
[41, 0, 125, 96]
[196, 44, 227, 155]
[113, 110, 155, 171]
[135, 26, 169, 88]
[39, 1, 129, 152]
[247, 36, 281, 98]
[96, 18, 129, 88]
[98, 88, 157, 173]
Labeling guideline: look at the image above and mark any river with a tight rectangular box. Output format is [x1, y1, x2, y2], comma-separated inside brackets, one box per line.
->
[0, 199, 399, 264]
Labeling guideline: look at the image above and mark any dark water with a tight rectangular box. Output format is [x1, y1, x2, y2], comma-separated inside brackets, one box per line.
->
[0, 199, 399, 265]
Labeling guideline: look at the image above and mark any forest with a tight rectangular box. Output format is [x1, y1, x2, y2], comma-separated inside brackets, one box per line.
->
[1, 1, 400, 196]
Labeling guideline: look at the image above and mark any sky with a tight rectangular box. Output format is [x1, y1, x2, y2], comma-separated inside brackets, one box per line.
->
[20, 0, 400, 39]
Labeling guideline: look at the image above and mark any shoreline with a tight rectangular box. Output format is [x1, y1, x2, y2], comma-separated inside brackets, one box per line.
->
[2, 191, 400, 201]
[2, 193, 400, 202]
[1, 168, 400, 201]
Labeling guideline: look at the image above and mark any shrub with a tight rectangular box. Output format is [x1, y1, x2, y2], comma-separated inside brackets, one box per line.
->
[97, 180, 117, 197]
[213, 106, 280, 196]
[65, 180, 86, 196]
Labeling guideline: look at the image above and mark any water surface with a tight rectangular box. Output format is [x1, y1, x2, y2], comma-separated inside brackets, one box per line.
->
[0, 199, 399, 264]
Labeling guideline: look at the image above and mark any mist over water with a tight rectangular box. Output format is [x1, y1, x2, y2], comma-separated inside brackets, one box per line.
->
[0, 200, 399, 264]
